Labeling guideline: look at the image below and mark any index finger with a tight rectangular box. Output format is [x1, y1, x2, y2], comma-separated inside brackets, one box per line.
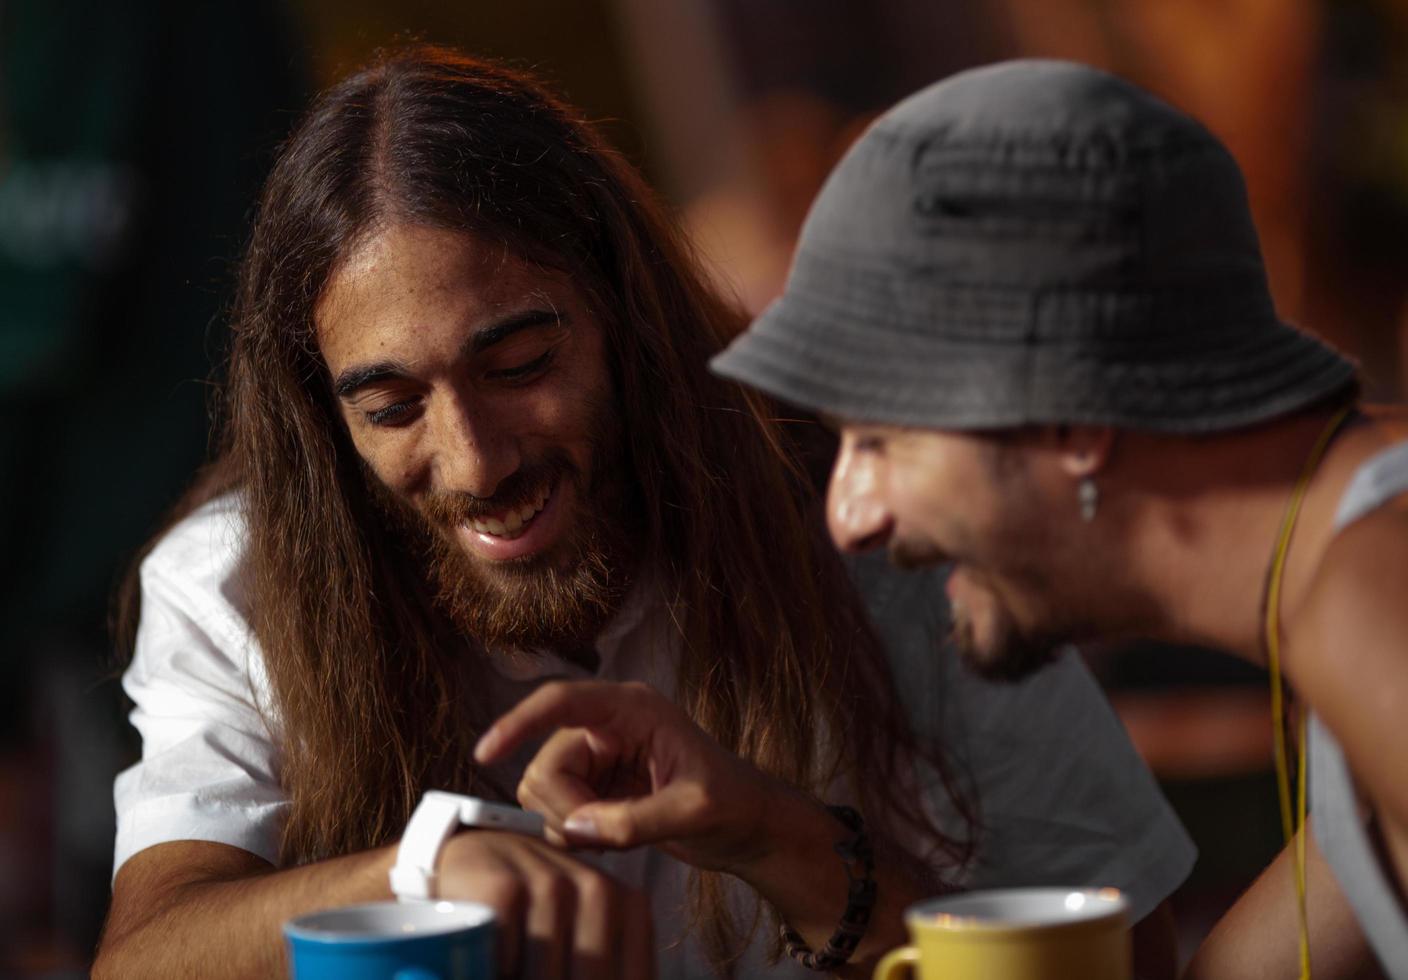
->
[475, 681, 658, 764]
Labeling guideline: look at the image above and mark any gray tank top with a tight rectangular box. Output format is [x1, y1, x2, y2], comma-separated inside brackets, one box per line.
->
[1310, 439, 1408, 978]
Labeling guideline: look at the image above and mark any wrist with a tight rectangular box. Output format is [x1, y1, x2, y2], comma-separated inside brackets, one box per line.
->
[726, 783, 842, 893]
[779, 804, 878, 971]
[368, 843, 399, 899]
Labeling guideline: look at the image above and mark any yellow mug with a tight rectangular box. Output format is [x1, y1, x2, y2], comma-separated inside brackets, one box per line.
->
[874, 887, 1130, 980]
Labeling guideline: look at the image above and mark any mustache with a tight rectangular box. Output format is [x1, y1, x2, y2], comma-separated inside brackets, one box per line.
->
[888, 538, 949, 570]
[420, 453, 575, 527]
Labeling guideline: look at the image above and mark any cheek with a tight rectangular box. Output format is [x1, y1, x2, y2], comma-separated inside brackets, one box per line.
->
[343, 422, 425, 496]
[534, 352, 614, 456]
[886, 463, 950, 531]
[520, 385, 600, 436]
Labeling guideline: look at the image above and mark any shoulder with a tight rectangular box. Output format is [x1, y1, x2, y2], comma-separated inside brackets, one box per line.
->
[135, 492, 256, 663]
[1298, 428, 1408, 645]
[141, 494, 249, 605]
[143, 493, 248, 582]
[1287, 490, 1408, 746]
[1293, 481, 1408, 833]
[1296, 502, 1408, 665]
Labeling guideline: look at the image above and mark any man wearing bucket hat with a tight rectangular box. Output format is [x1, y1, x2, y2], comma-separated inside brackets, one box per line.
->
[705, 60, 1408, 978]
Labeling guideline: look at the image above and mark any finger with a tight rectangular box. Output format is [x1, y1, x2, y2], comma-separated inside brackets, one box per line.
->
[567, 868, 619, 980]
[516, 785, 556, 839]
[563, 783, 706, 850]
[518, 782, 622, 856]
[516, 781, 572, 848]
[522, 842, 633, 980]
[477, 681, 660, 763]
[464, 868, 526, 979]
[520, 729, 609, 825]
[620, 885, 655, 980]
[517, 849, 575, 980]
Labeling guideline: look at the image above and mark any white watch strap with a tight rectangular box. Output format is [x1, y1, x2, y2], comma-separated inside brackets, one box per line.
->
[389, 790, 478, 902]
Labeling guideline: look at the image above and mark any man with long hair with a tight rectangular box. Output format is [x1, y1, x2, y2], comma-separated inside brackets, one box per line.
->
[96, 49, 1191, 978]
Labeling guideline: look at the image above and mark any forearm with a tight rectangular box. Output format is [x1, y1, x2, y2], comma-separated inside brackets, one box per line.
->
[730, 787, 921, 979]
[95, 842, 396, 979]
[1182, 828, 1385, 980]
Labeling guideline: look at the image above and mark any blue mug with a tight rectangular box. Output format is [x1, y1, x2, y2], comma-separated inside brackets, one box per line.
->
[284, 900, 495, 980]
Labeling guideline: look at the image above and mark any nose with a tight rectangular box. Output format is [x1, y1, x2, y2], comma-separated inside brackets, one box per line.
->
[826, 435, 894, 553]
[430, 391, 521, 499]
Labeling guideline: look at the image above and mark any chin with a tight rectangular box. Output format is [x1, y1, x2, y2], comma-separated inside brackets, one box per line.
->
[966, 645, 1064, 683]
[953, 614, 1066, 684]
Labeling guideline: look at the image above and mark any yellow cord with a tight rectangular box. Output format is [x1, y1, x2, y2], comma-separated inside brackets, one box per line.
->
[1264, 405, 1352, 980]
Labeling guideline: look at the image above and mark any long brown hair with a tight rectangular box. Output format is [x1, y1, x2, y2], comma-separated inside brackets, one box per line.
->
[121, 46, 972, 970]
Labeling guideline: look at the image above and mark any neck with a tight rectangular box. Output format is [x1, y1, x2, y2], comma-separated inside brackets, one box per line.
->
[1105, 411, 1362, 663]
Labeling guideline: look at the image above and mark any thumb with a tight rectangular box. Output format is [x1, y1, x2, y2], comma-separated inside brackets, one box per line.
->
[561, 784, 703, 850]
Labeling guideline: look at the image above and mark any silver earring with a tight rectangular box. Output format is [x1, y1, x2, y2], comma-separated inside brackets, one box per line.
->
[1078, 477, 1099, 522]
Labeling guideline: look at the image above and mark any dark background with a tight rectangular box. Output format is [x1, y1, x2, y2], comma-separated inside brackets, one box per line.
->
[2, 0, 1405, 973]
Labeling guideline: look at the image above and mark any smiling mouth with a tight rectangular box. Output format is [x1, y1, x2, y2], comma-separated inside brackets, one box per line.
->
[464, 484, 552, 541]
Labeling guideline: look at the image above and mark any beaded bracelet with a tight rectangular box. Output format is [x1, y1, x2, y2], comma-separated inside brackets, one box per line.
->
[779, 804, 877, 971]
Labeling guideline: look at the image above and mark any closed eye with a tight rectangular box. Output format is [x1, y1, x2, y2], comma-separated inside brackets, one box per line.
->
[487, 349, 555, 383]
[367, 399, 422, 427]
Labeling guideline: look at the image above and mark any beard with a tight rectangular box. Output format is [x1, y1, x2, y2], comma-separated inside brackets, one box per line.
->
[368, 417, 642, 657]
[947, 595, 1066, 683]
[891, 536, 1065, 684]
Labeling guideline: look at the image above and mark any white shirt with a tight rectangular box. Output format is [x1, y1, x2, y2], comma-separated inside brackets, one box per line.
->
[115, 495, 1195, 977]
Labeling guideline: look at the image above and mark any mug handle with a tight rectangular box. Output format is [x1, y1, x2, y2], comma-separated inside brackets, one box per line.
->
[393, 970, 441, 980]
[873, 945, 921, 980]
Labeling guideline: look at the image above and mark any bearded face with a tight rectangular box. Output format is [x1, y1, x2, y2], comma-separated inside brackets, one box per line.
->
[318, 224, 643, 657]
[829, 423, 1105, 684]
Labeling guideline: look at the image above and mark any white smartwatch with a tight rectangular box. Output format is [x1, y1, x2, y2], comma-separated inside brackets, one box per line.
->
[389, 790, 546, 901]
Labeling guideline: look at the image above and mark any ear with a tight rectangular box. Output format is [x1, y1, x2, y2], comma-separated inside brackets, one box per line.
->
[1054, 425, 1115, 478]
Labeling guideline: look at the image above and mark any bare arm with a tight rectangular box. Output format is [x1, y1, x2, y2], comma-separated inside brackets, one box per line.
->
[1183, 827, 1386, 980]
[1290, 510, 1408, 888]
[1294, 513, 1408, 822]
[95, 840, 390, 979]
[1184, 501, 1408, 980]
[94, 832, 653, 980]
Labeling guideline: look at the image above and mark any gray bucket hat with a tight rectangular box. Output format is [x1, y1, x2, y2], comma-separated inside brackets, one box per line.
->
[711, 59, 1356, 432]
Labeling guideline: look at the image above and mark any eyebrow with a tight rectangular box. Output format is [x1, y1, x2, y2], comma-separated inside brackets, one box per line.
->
[332, 308, 567, 398]
[334, 363, 405, 398]
[467, 308, 565, 355]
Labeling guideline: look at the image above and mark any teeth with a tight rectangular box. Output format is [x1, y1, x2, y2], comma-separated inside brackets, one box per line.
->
[468, 486, 552, 539]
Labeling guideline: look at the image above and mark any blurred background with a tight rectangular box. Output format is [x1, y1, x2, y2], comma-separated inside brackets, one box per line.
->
[2, 0, 1406, 974]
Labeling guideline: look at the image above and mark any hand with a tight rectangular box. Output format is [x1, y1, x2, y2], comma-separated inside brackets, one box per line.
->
[475, 680, 787, 875]
[435, 828, 654, 980]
